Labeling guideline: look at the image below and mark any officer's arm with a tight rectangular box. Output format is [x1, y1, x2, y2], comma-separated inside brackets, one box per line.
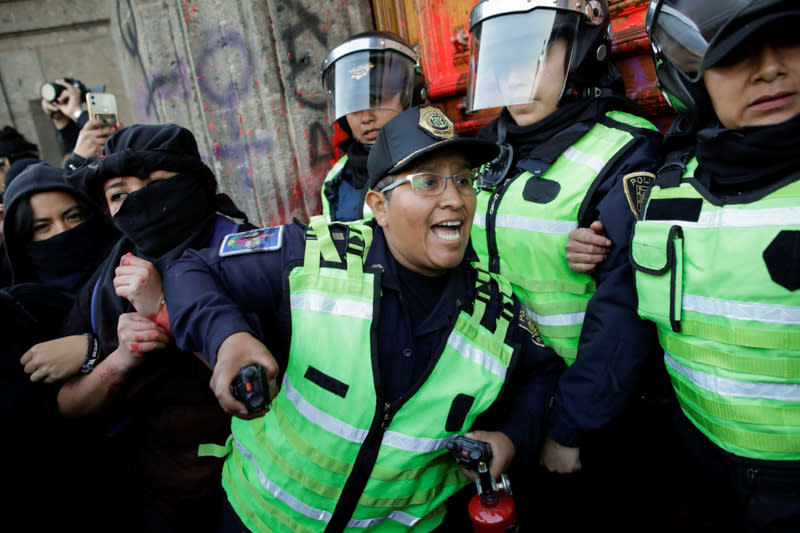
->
[163, 227, 297, 368]
[546, 246, 661, 448]
[481, 303, 566, 470]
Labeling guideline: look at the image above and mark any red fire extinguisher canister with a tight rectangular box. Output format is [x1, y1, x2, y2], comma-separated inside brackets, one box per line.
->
[468, 464, 519, 533]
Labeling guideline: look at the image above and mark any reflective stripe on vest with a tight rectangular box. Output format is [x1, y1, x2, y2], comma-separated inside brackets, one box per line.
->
[223, 216, 516, 532]
[472, 110, 655, 365]
[632, 161, 800, 460]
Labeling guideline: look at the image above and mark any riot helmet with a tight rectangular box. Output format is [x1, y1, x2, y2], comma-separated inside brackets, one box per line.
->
[646, 0, 800, 123]
[467, 0, 612, 112]
[321, 32, 421, 128]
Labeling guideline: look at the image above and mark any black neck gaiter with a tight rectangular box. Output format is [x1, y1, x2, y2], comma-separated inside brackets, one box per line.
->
[696, 113, 800, 196]
[24, 216, 109, 294]
[345, 141, 371, 189]
[111, 173, 216, 259]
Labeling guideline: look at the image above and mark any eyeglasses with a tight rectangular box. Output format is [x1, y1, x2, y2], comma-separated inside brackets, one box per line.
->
[379, 169, 481, 197]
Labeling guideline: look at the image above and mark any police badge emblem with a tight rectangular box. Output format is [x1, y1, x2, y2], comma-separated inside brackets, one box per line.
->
[418, 105, 454, 139]
[349, 62, 374, 81]
[622, 172, 657, 219]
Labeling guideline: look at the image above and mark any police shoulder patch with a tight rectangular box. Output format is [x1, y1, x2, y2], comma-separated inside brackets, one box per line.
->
[219, 226, 284, 257]
[622, 171, 657, 219]
[519, 309, 545, 348]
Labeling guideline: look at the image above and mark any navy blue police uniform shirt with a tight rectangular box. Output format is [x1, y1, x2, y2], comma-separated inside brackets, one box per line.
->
[164, 220, 565, 457]
[547, 128, 665, 447]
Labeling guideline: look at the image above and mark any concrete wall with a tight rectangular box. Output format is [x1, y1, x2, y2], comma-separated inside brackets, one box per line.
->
[1, 0, 374, 225]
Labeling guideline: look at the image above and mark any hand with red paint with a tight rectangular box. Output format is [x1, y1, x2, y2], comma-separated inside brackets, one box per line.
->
[211, 331, 279, 419]
[73, 119, 118, 159]
[114, 253, 163, 318]
[57, 314, 169, 417]
[459, 430, 516, 482]
[116, 312, 171, 368]
[20, 335, 87, 383]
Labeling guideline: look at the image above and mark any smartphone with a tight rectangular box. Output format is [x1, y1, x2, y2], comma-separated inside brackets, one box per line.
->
[86, 92, 118, 128]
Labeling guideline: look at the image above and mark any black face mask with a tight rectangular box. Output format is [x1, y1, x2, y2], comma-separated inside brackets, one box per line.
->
[111, 174, 215, 258]
[24, 216, 107, 294]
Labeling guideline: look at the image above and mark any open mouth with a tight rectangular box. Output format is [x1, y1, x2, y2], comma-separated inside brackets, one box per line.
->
[362, 128, 380, 141]
[431, 220, 463, 241]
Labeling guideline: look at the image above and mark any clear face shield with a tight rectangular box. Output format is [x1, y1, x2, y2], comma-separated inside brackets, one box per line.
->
[467, 9, 580, 112]
[647, 0, 755, 82]
[322, 49, 417, 124]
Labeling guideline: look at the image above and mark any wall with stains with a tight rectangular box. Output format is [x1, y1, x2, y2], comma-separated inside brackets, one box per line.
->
[113, 0, 373, 226]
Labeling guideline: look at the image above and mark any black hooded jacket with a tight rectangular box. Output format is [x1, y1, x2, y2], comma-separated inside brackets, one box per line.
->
[62, 123, 252, 532]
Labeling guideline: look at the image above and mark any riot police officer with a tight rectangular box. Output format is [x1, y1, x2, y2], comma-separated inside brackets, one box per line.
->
[631, 1, 800, 530]
[466, 0, 669, 529]
[319, 31, 424, 222]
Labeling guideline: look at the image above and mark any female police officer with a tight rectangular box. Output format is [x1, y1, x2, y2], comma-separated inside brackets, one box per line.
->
[631, 0, 800, 530]
[319, 31, 423, 222]
[163, 105, 565, 532]
[466, 0, 668, 528]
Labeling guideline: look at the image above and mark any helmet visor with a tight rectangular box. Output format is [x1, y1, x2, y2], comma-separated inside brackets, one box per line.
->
[648, 0, 756, 82]
[323, 50, 416, 123]
[467, 9, 579, 112]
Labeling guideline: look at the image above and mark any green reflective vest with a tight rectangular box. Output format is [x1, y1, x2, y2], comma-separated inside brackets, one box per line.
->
[472, 110, 658, 364]
[223, 216, 517, 532]
[321, 156, 373, 223]
[631, 159, 800, 461]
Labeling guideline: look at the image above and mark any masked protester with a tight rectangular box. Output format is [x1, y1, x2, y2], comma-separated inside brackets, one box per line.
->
[56, 123, 253, 533]
[466, 0, 671, 529]
[319, 31, 425, 222]
[5, 163, 119, 385]
[1, 163, 118, 532]
[627, 1, 800, 530]
[3, 163, 117, 295]
[162, 105, 565, 532]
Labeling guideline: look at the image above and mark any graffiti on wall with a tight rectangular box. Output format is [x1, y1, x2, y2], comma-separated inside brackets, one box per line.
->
[115, 0, 345, 224]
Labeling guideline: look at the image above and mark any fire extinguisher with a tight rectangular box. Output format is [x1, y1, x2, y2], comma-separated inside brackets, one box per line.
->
[446, 435, 520, 533]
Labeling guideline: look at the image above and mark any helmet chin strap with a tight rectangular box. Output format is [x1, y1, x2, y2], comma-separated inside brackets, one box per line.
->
[478, 118, 514, 190]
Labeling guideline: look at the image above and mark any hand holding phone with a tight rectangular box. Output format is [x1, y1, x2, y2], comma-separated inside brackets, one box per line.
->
[86, 92, 118, 129]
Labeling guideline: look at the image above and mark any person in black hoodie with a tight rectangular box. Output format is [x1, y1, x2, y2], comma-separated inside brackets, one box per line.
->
[1, 163, 118, 532]
[3, 163, 118, 382]
[3, 163, 117, 295]
[56, 123, 253, 533]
